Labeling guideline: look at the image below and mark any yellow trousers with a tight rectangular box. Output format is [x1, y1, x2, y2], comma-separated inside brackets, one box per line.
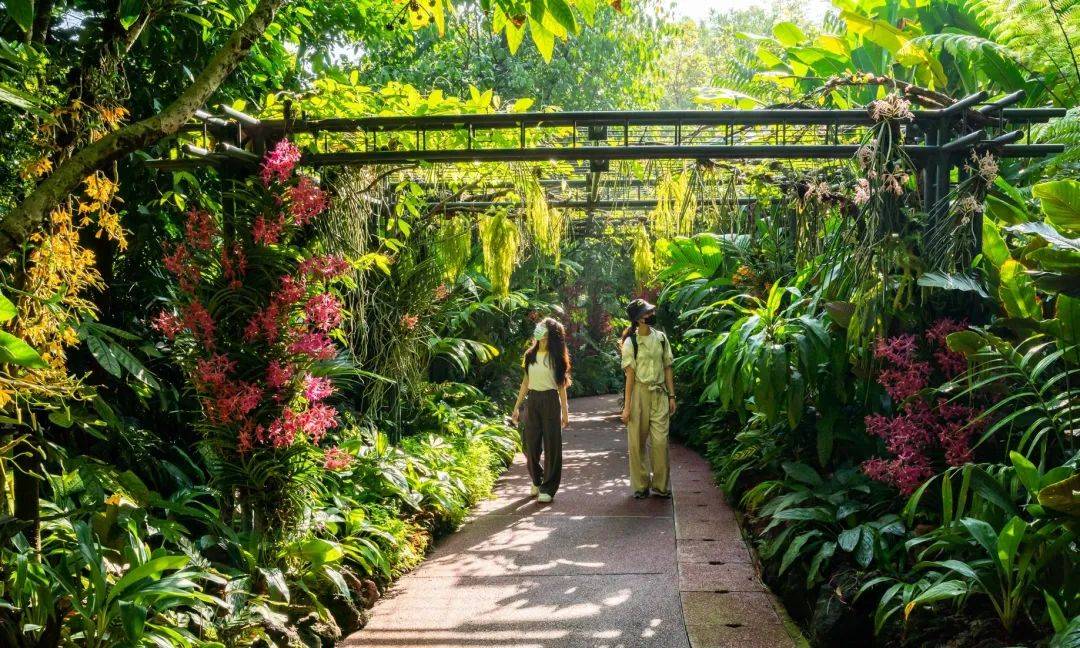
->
[628, 382, 670, 493]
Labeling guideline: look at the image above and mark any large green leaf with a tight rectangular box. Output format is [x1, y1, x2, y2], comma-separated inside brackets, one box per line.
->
[3, 0, 34, 33]
[997, 260, 1041, 320]
[1008, 451, 1041, 495]
[918, 271, 989, 297]
[779, 530, 819, 575]
[1049, 614, 1080, 648]
[982, 218, 1010, 267]
[119, 0, 142, 30]
[1034, 180, 1080, 234]
[1037, 473, 1080, 516]
[546, 0, 577, 34]
[1051, 294, 1080, 350]
[299, 538, 344, 566]
[995, 516, 1026, 573]
[0, 331, 46, 368]
[528, 17, 555, 62]
[119, 600, 147, 640]
[904, 580, 968, 619]
[1010, 222, 1080, 253]
[110, 555, 190, 601]
[0, 291, 15, 323]
[773, 22, 806, 46]
[782, 461, 822, 486]
[87, 336, 122, 378]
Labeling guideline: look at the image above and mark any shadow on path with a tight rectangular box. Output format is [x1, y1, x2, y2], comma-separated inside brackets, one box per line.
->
[344, 394, 798, 648]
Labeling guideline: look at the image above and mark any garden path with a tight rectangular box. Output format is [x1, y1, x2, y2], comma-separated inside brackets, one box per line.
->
[346, 394, 799, 648]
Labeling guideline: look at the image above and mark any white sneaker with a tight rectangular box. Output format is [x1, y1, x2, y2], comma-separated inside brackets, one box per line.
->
[530, 485, 540, 497]
[537, 493, 553, 503]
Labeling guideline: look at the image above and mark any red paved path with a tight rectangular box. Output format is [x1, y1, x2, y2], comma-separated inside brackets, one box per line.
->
[346, 394, 798, 648]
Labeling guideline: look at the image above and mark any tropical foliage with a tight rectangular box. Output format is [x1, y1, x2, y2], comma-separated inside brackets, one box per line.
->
[0, 0, 1076, 645]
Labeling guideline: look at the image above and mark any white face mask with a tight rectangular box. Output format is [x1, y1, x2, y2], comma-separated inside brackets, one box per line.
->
[533, 323, 547, 340]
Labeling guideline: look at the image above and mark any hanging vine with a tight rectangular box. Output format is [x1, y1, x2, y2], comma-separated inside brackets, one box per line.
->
[478, 208, 520, 297]
[649, 167, 697, 238]
[435, 215, 473, 280]
[518, 171, 566, 262]
[631, 224, 654, 289]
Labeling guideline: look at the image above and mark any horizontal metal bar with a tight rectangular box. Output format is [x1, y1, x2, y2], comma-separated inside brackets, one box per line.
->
[942, 129, 986, 153]
[193, 110, 229, 128]
[942, 91, 989, 115]
[220, 105, 261, 127]
[266, 110, 883, 132]
[988, 130, 1024, 145]
[306, 144, 871, 165]
[152, 135, 1065, 170]
[977, 90, 1026, 113]
[182, 144, 213, 157]
[996, 107, 1068, 121]
[423, 198, 758, 212]
[178, 106, 1068, 141]
[216, 142, 259, 162]
[143, 158, 216, 170]
[998, 143, 1066, 156]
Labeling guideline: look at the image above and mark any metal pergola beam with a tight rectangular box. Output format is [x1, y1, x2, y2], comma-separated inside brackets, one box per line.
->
[178, 106, 1064, 136]
[421, 198, 759, 213]
[145, 92, 1067, 252]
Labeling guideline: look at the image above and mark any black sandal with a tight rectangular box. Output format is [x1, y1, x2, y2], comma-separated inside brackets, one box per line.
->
[652, 490, 672, 499]
[633, 489, 650, 499]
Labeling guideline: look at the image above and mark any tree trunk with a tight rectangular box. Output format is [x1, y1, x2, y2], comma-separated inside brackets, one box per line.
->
[0, 438, 8, 516]
[0, 0, 290, 257]
[30, 0, 55, 45]
[12, 448, 40, 553]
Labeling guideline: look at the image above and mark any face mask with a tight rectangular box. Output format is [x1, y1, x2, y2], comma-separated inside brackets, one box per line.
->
[533, 323, 547, 340]
[643, 312, 656, 325]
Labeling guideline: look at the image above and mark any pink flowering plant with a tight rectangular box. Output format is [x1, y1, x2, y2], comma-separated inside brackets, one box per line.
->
[861, 318, 988, 494]
[152, 139, 355, 531]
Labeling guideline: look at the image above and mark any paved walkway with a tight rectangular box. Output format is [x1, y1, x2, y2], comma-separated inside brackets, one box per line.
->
[347, 394, 798, 648]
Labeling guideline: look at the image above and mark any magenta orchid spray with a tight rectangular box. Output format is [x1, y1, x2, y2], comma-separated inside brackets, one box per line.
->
[152, 139, 354, 532]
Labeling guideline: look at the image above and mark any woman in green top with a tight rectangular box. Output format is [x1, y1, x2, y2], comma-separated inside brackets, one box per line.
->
[620, 299, 676, 499]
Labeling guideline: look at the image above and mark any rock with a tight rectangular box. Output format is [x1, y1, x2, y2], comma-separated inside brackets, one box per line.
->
[256, 616, 304, 648]
[358, 579, 380, 609]
[326, 593, 366, 636]
[295, 612, 342, 648]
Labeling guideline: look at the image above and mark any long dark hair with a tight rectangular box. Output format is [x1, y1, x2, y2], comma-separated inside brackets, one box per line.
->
[524, 317, 572, 387]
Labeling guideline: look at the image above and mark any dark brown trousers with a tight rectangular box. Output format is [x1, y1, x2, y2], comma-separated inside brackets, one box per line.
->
[522, 389, 563, 496]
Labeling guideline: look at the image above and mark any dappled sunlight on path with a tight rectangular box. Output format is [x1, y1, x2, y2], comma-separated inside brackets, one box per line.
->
[345, 395, 798, 648]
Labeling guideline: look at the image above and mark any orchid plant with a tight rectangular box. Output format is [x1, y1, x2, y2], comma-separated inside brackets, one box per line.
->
[153, 140, 355, 535]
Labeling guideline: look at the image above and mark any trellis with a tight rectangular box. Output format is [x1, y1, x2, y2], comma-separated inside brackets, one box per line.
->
[147, 90, 1065, 238]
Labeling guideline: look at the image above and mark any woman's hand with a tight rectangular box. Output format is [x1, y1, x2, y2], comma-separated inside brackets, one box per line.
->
[511, 407, 521, 426]
[668, 397, 677, 415]
[561, 411, 570, 428]
[620, 407, 630, 424]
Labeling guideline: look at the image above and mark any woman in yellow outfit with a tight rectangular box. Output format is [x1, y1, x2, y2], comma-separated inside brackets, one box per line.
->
[620, 299, 676, 499]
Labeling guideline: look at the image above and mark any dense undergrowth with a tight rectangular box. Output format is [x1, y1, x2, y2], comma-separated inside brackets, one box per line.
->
[657, 106, 1079, 645]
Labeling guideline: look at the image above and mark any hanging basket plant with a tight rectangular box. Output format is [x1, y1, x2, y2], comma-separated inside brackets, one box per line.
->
[478, 208, 520, 297]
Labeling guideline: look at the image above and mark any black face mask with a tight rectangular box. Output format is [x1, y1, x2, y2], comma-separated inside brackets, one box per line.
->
[642, 313, 656, 325]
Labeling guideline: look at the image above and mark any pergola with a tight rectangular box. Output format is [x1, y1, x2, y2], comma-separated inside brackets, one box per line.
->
[147, 90, 1065, 238]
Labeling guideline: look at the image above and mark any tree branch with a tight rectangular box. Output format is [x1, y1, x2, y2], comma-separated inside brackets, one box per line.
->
[0, 0, 290, 257]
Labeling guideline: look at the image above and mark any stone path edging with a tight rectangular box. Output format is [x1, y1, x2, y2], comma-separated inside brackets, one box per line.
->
[670, 444, 805, 648]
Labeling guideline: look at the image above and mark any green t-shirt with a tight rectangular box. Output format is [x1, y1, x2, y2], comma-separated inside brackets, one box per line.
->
[621, 329, 674, 387]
